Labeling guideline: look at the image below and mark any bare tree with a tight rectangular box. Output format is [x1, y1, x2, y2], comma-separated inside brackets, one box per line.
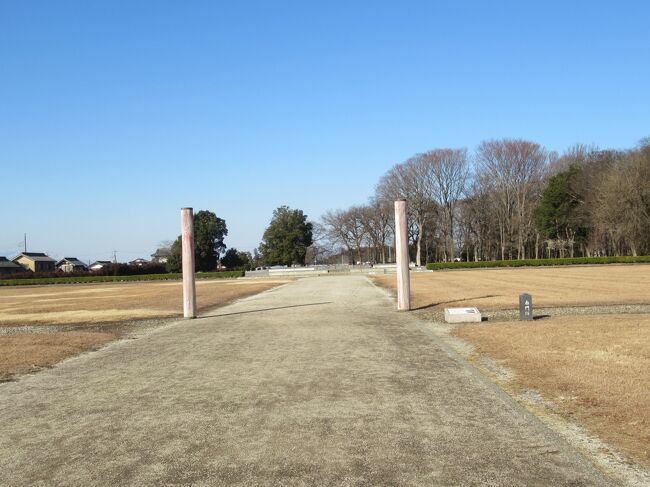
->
[321, 136, 649, 266]
[458, 182, 500, 261]
[591, 148, 650, 256]
[304, 223, 336, 264]
[361, 198, 393, 263]
[345, 206, 369, 264]
[321, 207, 368, 264]
[422, 148, 470, 261]
[376, 156, 436, 266]
[475, 139, 548, 259]
[321, 209, 353, 262]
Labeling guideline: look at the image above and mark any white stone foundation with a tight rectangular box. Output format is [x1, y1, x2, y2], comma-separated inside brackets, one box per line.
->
[444, 307, 482, 323]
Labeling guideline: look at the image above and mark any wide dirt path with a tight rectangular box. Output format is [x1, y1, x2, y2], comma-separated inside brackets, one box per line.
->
[0, 276, 614, 486]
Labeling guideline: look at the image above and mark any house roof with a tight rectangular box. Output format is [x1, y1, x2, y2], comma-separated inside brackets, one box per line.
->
[12, 252, 55, 263]
[151, 248, 171, 258]
[0, 257, 24, 268]
[56, 257, 88, 267]
[90, 260, 112, 266]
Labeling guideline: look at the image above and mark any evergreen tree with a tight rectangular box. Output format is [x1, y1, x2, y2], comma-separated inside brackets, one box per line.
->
[259, 206, 313, 266]
[166, 210, 227, 272]
[533, 165, 588, 251]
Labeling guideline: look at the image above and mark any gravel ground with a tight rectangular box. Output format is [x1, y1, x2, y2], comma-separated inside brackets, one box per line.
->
[417, 303, 650, 323]
[0, 276, 615, 486]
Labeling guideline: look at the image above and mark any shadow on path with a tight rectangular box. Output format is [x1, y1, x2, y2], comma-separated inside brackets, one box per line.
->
[198, 302, 332, 319]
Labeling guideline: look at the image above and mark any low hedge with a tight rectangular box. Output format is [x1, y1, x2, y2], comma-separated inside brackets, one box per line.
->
[425, 256, 650, 270]
[0, 263, 169, 281]
[0, 270, 244, 286]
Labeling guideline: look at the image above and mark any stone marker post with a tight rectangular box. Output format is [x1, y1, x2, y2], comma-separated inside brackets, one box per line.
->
[394, 199, 411, 311]
[181, 207, 197, 319]
[519, 293, 533, 321]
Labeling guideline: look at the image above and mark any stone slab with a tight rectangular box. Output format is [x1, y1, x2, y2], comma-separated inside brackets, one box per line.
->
[519, 293, 533, 321]
[444, 307, 482, 323]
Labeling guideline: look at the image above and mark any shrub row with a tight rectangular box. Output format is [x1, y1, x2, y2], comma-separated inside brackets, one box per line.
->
[0, 263, 171, 281]
[425, 256, 650, 270]
[0, 270, 244, 286]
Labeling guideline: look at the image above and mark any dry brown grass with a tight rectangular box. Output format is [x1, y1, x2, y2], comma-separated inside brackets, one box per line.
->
[373, 266, 650, 468]
[0, 278, 290, 381]
[454, 314, 650, 468]
[0, 278, 291, 326]
[373, 265, 650, 310]
[0, 331, 117, 381]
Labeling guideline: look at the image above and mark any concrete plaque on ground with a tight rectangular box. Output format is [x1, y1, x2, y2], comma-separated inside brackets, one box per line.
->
[444, 307, 482, 323]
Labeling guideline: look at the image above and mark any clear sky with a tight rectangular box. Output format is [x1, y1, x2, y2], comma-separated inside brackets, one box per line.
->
[1, 1, 649, 262]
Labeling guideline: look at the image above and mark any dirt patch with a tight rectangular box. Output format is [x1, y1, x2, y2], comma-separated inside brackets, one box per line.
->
[373, 265, 650, 310]
[0, 331, 117, 381]
[453, 314, 650, 469]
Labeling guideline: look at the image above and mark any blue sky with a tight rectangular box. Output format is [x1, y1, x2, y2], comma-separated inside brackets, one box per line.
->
[1, 1, 649, 262]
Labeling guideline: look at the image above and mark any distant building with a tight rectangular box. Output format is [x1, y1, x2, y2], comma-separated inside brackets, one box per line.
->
[55, 257, 89, 273]
[0, 256, 27, 275]
[129, 258, 149, 266]
[151, 248, 171, 264]
[12, 252, 56, 273]
[89, 261, 112, 272]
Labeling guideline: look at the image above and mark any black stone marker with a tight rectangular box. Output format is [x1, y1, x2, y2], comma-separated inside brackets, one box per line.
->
[519, 293, 533, 321]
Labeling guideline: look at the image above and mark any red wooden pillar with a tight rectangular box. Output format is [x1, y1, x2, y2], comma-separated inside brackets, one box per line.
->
[181, 207, 196, 318]
[394, 199, 411, 311]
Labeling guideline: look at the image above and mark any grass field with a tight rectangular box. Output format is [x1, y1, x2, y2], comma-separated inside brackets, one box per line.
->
[0, 332, 118, 381]
[374, 265, 650, 469]
[373, 265, 650, 310]
[454, 315, 650, 469]
[0, 278, 291, 326]
[0, 278, 290, 380]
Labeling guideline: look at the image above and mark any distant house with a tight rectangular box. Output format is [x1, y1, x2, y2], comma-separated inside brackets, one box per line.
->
[55, 257, 88, 273]
[129, 258, 149, 266]
[89, 260, 112, 272]
[0, 256, 27, 275]
[151, 248, 171, 264]
[12, 252, 56, 273]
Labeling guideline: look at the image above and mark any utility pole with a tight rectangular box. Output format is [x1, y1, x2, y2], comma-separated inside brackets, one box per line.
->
[24, 233, 27, 253]
[112, 250, 117, 263]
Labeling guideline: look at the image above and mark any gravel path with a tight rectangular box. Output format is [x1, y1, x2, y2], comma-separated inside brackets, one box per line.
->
[0, 276, 615, 486]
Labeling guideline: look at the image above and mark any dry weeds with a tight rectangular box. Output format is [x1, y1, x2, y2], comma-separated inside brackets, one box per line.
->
[454, 314, 650, 469]
[373, 265, 650, 310]
[0, 331, 117, 381]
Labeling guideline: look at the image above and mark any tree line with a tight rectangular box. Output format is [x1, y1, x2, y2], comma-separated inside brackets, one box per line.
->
[165, 207, 314, 271]
[317, 138, 650, 265]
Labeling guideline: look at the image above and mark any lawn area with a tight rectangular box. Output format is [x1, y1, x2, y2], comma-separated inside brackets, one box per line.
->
[373, 264, 650, 470]
[0, 278, 290, 381]
[0, 278, 291, 326]
[0, 332, 117, 381]
[373, 265, 650, 310]
[454, 315, 650, 469]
